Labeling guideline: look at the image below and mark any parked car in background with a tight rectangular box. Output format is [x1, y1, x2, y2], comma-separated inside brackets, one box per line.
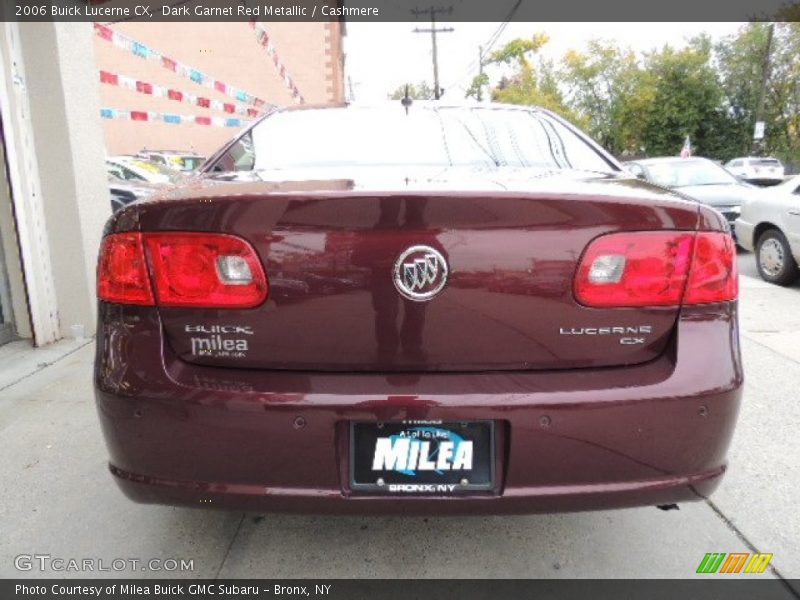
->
[108, 175, 161, 213]
[136, 150, 206, 172]
[735, 175, 800, 286]
[106, 156, 185, 185]
[95, 102, 741, 515]
[725, 157, 785, 186]
[625, 157, 763, 238]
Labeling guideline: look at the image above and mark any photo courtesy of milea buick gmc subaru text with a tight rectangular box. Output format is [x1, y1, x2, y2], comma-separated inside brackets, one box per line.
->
[94, 103, 742, 514]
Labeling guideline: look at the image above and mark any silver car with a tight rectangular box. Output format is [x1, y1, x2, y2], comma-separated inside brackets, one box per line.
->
[626, 157, 763, 238]
[735, 175, 800, 285]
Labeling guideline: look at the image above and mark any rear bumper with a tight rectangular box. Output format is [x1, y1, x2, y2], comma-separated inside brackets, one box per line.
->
[94, 303, 743, 515]
[743, 176, 784, 186]
[110, 464, 726, 515]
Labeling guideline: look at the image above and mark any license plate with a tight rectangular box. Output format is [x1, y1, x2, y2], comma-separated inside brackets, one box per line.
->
[350, 421, 494, 493]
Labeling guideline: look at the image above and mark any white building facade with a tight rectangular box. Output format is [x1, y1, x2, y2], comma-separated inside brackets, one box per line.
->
[0, 22, 109, 348]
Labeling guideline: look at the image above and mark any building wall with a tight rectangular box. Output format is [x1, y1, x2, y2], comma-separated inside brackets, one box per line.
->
[95, 22, 346, 157]
[19, 22, 110, 340]
[0, 22, 109, 345]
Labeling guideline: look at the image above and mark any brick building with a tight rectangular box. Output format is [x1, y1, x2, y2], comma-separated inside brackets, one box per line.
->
[95, 22, 346, 156]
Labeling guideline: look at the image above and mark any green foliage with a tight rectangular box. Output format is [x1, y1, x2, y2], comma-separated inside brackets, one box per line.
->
[473, 25, 800, 167]
[479, 35, 584, 126]
[388, 82, 435, 101]
[560, 41, 641, 154]
[465, 72, 489, 100]
[637, 40, 725, 157]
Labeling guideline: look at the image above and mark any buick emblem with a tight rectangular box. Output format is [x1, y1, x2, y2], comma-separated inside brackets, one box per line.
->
[393, 245, 448, 301]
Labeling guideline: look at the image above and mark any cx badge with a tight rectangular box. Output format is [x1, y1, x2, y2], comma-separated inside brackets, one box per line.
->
[393, 245, 449, 302]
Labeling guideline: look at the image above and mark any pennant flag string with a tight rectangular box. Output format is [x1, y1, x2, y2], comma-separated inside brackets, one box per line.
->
[100, 107, 250, 128]
[249, 21, 305, 104]
[98, 70, 263, 118]
[94, 23, 274, 111]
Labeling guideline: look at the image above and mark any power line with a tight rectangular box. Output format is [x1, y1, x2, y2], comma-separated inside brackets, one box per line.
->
[443, 0, 522, 93]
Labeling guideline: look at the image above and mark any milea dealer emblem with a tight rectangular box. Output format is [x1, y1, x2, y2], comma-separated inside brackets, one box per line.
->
[393, 245, 448, 301]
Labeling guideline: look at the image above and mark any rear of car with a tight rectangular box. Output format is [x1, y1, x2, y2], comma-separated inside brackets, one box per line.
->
[106, 156, 185, 185]
[140, 151, 207, 172]
[94, 104, 742, 514]
[726, 157, 785, 185]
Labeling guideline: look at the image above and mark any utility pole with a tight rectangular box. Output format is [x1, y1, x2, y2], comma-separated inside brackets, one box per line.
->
[412, 6, 454, 100]
[752, 22, 775, 155]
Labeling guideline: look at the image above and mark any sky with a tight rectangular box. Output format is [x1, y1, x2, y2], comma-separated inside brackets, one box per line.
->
[344, 22, 745, 102]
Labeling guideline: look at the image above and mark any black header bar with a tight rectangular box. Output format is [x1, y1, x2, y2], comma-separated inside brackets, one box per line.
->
[2, 0, 799, 22]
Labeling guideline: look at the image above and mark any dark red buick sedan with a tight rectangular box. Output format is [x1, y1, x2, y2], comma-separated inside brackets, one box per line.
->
[94, 103, 742, 514]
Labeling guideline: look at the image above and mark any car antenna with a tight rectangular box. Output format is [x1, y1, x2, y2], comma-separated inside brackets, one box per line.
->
[401, 85, 413, 115]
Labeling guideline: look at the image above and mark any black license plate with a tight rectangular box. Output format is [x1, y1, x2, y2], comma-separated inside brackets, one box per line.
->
[350, 421, 494, 493]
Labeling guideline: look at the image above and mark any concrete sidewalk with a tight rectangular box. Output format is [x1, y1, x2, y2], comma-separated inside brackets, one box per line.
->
[0, 254, 798, 581]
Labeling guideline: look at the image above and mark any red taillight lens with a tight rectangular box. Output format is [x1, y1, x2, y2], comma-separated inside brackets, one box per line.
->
[97, 233, 154, 305]
[97, 232, 268, 308]
[575, 231, 695, 307]
[144, 233, 268, 308]
[575, 231, 737, 308]
[684, 232, 738, 304]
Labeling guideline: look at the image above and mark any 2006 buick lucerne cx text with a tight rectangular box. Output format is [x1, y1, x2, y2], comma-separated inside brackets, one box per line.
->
[94, 102, 742, 514]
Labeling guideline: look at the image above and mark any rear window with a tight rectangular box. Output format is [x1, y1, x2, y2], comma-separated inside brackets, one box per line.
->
[751, 158, 781, 166]
[214, 106, 616, 174]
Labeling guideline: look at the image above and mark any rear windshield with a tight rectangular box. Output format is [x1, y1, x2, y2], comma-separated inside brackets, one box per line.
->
[213, 106, 617, 174]
[750, 158, 781, 166]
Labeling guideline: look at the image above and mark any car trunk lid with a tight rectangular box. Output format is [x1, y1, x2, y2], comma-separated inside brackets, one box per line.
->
[136, 175, 700, 372]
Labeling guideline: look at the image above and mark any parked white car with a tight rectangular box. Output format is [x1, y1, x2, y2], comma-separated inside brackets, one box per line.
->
[725, 156, 785, 185]
[735, 175, 800, 285]
[105, 156, 183, 185]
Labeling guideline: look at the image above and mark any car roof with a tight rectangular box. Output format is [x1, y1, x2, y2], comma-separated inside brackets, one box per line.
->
[108, 155, 143, 162]
[627, 157, 713, 166]
[276, 100, 548, 113]
[778, 174, 800, 188]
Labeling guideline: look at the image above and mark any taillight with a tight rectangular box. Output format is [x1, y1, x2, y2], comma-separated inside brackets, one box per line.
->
[97, 232, 268, 308]
[144, 233, 268, 308]
[97, 233, 154, 305]
[684, 232, 738, 304]
[575, 231, 737, 308]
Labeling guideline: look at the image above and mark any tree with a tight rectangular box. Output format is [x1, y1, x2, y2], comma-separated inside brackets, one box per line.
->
[715, 24, 772, 158]
[464, 72, 489, 101]
[637, 39, 729, 157]
[716, 23, 800, 166]
[478, 34, 582, 125]
[388, 82, 435, 101]
[560, 41, 642, 155]
[472, 25, 800, 166]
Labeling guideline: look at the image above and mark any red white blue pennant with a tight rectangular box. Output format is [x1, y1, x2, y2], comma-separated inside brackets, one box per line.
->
[100, 108, 250, 128]
[249, 21, 305, 104]
[94, 23, 273, 111]
[99, 70, 262, 118]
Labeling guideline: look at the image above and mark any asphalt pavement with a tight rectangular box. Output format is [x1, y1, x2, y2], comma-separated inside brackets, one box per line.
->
[0, 249, 798, 582]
